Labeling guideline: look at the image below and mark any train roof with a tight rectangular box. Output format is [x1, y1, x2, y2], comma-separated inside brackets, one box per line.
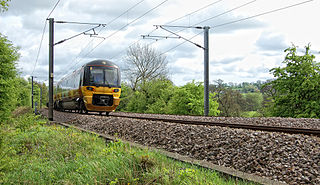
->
[84, 59, 119, 68]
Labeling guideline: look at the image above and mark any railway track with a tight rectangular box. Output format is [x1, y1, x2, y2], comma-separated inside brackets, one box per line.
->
[39, 109, 320, 184]
[110, 113, 320, 136]
[55, 121, 284, 185]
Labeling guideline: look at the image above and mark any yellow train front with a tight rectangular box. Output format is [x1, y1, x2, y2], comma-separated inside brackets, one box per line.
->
[54, 60, 121, 115]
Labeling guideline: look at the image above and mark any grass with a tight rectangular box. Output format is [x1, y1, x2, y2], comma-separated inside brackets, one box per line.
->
[0, 107, 256, 185]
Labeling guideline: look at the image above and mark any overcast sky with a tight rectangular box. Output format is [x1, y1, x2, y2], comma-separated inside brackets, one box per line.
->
[1, 0, 319, 86]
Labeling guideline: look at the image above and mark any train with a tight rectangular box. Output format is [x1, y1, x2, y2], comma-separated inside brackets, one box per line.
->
[53, 59, 121, 115]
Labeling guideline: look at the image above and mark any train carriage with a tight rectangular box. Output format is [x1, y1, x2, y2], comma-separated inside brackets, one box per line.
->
[53, 59, 121, 115]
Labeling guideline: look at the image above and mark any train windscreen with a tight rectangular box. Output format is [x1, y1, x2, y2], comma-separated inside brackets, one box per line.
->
[89, 66, 119, 87]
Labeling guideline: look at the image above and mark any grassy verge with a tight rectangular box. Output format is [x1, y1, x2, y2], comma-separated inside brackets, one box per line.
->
[0, 107, 255, 184]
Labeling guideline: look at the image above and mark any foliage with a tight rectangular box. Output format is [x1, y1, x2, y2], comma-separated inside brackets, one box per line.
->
[211, 80, 245, 117]
[144, 78, 175, 114]
[120, 79, 220, 116]
[0, 33, 20, 122]
[219, 88, 244, 117]
[123, 78, 175, 114]
[243, 93, 263, 112]
[213, 79, 262, 93]
[266, 44, 320, 118]
[168, 81, 220, 116]
[15, 77, 31, 107]
[125, 89, 148, 113]
[0, 110, 254, 185]
[0, 33, 41, 122]
[116, 82, 133, 111]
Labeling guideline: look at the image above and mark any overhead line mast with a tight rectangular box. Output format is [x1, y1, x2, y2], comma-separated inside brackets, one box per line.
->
[143, 25, 211, 116]
[47, 19, 107, 121]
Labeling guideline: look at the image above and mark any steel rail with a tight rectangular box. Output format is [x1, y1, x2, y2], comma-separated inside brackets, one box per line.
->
[109, 114, 320, 137]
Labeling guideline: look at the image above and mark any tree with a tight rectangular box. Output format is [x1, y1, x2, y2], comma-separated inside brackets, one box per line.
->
[123, 78, 175, 114]
[143, 77, 175, 114]
[0, 33, 20, 122]
[211, 79, 245, 117]
[243, 93, 263, 111]
[168, 81, 220, 116]
[123, 43, 168, 91]
[40, 82, 48, 107]
[266, 44, 320, 118]
[15, 77, 31, 107]
[116, 82, 133, 111]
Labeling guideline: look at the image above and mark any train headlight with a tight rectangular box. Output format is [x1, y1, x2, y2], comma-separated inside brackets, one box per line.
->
[113, 89, 119, 92]
[86, 87, 95, 91]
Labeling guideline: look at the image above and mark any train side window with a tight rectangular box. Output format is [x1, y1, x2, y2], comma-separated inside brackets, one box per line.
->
[79, 69, 83, 87]
[75, 70, 81, 88]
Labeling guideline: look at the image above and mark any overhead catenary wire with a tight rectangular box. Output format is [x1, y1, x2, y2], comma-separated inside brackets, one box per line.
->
[146, 0, 313, 57]
[165, 0, 224, 25]
[135, 0, 315, 88]
[193, 0, 257, 26]
[51, 0, 145, 79]
[31, 0, 61, 76]
[47, 0, 61, 18]
[65, 0, 146, 66]
[139, 0, 257, 63]
[111, 0, 225, 60]
[154, 0, 257, 38]
[157, 26, 204, 49]
[55, 0, 154, 81]
[57, 0, 314, 82]
[54, 25, 103, 46]
[160, 31, 204, 55]
[140, 0, 258, 56]
[82, 0, 169, 57]
[54, 21, 106, 26]
[212, 0, 314, 28]
[65, 0, 169, 77]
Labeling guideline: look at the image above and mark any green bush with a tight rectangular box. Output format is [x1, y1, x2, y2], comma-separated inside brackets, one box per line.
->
[123, 78, 176, 114]
[122, 79, 220, 116]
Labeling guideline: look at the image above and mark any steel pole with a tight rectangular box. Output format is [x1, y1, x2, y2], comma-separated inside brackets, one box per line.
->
[204, 26, 210, 116]
[40, 85, 42, 109]
[31, 76, 34, 109]
[48, 18, 54, 121]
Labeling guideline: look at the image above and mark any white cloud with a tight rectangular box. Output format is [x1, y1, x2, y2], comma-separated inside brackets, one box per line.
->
[1, 0, 319, 85]
[255, 32, 288, 52]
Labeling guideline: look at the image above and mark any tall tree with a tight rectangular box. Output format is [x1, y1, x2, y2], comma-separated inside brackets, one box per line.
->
[124, 43, 168, 90]
[211, 79, 245, 117]
[0, 33, 20, 122]
[267, 44, 320, 118]
[243, 93, 263, 111]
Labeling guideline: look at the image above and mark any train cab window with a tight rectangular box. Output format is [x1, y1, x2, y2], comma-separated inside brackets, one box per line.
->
[105, 68, 118, 86]
[90, 68, 104, 84]
[89, 66, 119, 87]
